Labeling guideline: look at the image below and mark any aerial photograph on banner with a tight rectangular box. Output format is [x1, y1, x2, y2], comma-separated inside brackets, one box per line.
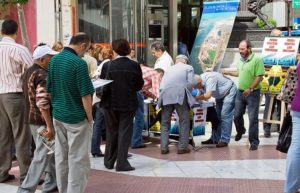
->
[190, 0, 239, 74]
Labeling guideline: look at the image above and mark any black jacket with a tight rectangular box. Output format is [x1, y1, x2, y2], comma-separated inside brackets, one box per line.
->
[100, 57, 144, 111]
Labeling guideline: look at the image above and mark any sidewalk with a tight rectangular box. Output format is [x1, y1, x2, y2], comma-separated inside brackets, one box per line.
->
[0, 128, 286, 193]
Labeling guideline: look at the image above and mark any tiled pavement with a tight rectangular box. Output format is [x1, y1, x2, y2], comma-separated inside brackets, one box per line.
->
[0, 106, 287, 193]
[0, 129, 287, 193]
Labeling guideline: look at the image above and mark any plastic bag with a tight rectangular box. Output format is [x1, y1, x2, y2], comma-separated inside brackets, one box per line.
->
[276, 112, 292, 153]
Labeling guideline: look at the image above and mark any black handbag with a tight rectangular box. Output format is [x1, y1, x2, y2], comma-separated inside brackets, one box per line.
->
[276, 111, 293, 153]
[96, 62, 111, 98]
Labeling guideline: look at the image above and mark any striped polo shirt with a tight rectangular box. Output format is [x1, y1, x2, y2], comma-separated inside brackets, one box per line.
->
[0, 37, 33, 94]
[46, 47, 94, 124]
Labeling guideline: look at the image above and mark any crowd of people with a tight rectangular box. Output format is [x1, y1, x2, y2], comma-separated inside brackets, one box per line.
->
[0, 19, 300, 193]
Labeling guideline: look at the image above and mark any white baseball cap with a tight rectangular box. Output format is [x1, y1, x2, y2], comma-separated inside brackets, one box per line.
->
[33, 45, 59, 60]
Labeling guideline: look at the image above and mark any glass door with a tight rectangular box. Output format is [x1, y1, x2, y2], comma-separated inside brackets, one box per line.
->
[177, 0, 203, 54]
[145, 0, 169, 67]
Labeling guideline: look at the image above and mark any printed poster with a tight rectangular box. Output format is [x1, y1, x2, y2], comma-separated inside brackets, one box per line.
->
[190, 0, 240, 74]
[261, 37, 300, 93]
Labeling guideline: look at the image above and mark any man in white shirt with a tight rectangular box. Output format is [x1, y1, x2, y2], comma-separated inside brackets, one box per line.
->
[151, 42, 174, 72]
[0, 19, 33, 183]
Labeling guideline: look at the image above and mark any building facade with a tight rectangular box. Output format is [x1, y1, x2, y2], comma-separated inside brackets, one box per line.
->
[0, 0, 299, 66]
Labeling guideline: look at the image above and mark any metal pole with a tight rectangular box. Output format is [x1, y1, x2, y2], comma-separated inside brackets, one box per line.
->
[17, 3, 30, 49]
[168, 0, 177, 59]
[58, 0, 63, 42]
[287, 1, 291, 36]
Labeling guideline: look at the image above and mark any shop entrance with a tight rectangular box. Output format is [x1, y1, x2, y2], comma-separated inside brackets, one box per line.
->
[76, 0, 202, 66]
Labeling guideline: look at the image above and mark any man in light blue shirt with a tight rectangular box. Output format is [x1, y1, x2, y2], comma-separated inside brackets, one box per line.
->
[194, 72, 237, 147]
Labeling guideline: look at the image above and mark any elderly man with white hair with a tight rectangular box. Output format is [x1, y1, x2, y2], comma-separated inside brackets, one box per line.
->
[157, 54, 195, 154]
[193, 72, 237, 147]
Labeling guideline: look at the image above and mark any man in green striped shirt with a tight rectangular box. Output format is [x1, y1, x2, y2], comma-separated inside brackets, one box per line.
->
[46, 33, 94, 193]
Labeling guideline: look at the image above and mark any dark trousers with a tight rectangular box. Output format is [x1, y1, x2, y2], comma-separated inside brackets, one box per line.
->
[0, 93, 31, 181]
[103, 108, 135, 169]
[91, 103, 106, 154]
[234, 90, 260, 146]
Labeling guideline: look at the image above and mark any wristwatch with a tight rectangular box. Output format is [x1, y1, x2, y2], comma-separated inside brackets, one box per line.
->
[249, 87, 254, 92]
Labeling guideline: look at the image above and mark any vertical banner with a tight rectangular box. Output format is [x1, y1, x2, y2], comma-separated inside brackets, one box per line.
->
[190, 0, 239, 74]
[293, 18, 300, 30]
[261, 37, 300, 93]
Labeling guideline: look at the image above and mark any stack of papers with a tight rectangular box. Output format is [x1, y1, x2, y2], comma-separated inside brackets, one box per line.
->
[92, 79, 113, 89]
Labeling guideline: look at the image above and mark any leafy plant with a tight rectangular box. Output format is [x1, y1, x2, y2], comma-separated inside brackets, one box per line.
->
[255, 18, 277, 29]
[0, 0, 28, 5]
[0, 0, 30, 48]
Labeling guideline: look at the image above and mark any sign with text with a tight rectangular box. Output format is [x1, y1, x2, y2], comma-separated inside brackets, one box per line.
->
[293, 0, 300, 8]
[261, 37, 300, 93]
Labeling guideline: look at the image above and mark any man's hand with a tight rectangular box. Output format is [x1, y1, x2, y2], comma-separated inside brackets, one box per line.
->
[242, 89, 251, 97]
[41, 127, 54, 141]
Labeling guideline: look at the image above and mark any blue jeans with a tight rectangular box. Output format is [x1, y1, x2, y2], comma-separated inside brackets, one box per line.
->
[211, 85, 237, 143]
[234, 89, 260, 146]
[91, 103, 106, 154]
[131, 92, 145, 147]
[285, 111, 300, 193]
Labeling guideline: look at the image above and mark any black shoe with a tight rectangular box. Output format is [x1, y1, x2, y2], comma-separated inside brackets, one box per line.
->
[131, 144, 146, 149]
[44, 186, 58, 193]
[38, 179, 45, 185]
[264, 132, 271, 138]
[0, 174, 15, 183]
[161, 149, 169, 154]
[201, 139, 217, 145]
[116, 166, 135, 172]
[127, 153, 133, 158]
[216, 141, 228, 148]
[104, 163, 114, 170]
[249, 145, 258, 151]
[12, 155, 17, 161]
[177, 148, 191, 154]
[92, 153, 105, 157]
[235, 130, 246, 141]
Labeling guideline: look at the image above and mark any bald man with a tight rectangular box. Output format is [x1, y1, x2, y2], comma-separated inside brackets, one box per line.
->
[223, 40, 265, 151]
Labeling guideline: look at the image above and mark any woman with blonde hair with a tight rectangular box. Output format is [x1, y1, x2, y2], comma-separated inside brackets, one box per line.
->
[51, 41, 63, 52]
[91, 44, 113, 157]
[93, 45, 114, 78]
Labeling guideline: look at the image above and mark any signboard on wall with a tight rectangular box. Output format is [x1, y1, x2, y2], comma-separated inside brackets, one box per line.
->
[261, 37, 300, 93]
[189, 0, 240, 74]
[293, 0, 300, 8]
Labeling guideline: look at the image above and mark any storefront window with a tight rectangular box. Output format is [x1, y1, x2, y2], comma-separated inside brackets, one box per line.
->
[77, 0, 110, 43]
[111, 0, 135, 41]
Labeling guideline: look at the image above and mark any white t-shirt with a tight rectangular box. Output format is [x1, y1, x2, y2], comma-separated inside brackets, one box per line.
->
[154, 51, 174, 72]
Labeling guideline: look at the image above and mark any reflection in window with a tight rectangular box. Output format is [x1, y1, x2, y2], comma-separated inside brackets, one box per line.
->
[78, 0, 110, 43]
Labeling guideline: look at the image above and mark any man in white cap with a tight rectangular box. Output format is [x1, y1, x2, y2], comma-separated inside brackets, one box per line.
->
[157, 54, 195, 154]
[18, 43, 58, 193]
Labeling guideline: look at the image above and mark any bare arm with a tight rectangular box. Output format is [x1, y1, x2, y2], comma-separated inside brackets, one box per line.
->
[82, 95, 93, 123]
[40, 108, 54, 140]
[195, 91, 213, 101]
[222, 70, 239, 77]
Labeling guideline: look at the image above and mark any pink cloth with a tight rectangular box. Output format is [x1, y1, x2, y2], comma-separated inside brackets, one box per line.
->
[291, 63, 300, 112]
